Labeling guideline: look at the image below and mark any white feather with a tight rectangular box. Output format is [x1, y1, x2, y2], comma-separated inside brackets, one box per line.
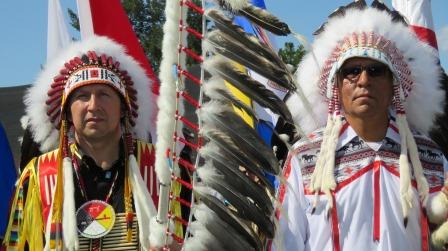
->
[183, 221, 225, 251]
[62, 157, 78, 250]
[129, 155, 157, 250]
[428, 192, 448, 224]
[149, 216, 172, 248]
[431, 220, 448, 249]
[155, 0, 181, 186]
[197, 163, 223, 181]
[220, 0, 248, 11]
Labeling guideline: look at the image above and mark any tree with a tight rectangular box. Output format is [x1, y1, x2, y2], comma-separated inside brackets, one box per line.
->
[278, 42, 306, 71]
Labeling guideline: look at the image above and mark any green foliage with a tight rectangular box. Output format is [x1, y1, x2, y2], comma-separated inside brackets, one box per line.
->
[122, 0, 166, 72]
[68, 8, 80, 31]
[278, 42, 306, 71]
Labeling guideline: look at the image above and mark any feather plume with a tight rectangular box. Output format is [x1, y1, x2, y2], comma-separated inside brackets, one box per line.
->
[200, 140, 275, 194]
[194, 188, 263, 250]
[204, 30, 295, 90]
[238, 4, 291, 36]
[128, 154, 157, 250]
[199, 101, 280, 175]
[429, 70, 448, 158]
[209, 0, 249, 11]
[204, 56, 294, 122]
[198, 152, 274, 215]
[198, 166, 275, 238]
[203, 78, 296, 150]
[314, 0, 367, 35]
[371, 0, 389, 11]
[62, 157, 79, 250]
[183, 221, 228, 251]
[186, 203, 256, 251]
[203, 77, 257, 118]
[206, 9, 285, 68]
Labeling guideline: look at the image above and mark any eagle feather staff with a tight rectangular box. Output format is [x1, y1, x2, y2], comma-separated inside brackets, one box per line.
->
[200, 101, 280, 175]
[198, 150, 275, 215]
[204, 57, 294, 123]
[205, 9, 286, 67]
[197, 166, 276, 238]
[239, 3, 291, 36]
[200, 134, 275, 194]
[193, 189, 264, 250]
[204, 30, 295, 91]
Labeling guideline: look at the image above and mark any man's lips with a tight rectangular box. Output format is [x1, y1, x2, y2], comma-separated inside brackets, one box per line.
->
[86, 118, 103, 123]
[354, 94, 372, 100]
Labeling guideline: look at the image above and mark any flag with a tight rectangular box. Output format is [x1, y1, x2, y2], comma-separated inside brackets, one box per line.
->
[392, 0, 439, 51]
[232, 0, 290, 186]
[0, 123, 17, 238]
[76, 0, 159, 140]
[47, 0, 71, 61]
[233, 0, 289, 146]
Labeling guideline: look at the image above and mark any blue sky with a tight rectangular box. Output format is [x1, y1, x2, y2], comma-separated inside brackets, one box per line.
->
[0, 0, 447, 87]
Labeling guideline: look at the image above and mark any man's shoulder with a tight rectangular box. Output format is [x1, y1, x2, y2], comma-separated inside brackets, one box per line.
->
[411, 131, 441, 149]
[33, 149, 60, 172]
[290, 127, 325, 156]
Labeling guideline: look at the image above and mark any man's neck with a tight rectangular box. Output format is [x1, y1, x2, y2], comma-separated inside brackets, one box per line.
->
[344, 113, 389, 142]
[75, 135, 121, 170]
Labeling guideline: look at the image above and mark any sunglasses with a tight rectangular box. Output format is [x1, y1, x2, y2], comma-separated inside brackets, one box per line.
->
[339, 63, 390, 81]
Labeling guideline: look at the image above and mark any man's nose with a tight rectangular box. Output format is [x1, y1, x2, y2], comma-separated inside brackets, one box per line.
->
[87, 94, 99, 110]
[356, 70, 371, 87]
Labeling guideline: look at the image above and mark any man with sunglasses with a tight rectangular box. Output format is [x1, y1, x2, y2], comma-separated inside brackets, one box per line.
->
[276, 3, 448, 251]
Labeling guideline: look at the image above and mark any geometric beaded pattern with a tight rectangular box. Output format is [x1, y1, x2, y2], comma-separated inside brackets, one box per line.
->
[318, 31, 413, 102]
[293, 125, 444, 192]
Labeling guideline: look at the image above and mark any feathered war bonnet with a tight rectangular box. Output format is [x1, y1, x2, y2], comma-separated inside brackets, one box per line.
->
[287, 1, 445, 223]
[25, 36, 157, 250]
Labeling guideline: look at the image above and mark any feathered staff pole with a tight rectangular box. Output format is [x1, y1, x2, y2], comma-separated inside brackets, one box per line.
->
[151, 0, 183, 247]
[152, 0, 205, 248]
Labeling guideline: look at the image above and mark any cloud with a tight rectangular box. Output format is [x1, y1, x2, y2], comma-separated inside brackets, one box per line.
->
[438, 25, 448, 52]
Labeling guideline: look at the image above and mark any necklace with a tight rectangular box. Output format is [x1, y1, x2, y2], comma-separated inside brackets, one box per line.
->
[73, 156, 119, 239]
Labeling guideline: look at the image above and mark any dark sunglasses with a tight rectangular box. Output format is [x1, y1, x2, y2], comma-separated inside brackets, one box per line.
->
[339, 63, 390, 81]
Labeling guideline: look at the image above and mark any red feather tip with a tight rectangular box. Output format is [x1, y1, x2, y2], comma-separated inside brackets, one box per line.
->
[87, 51, 98, 63]
[53, 75, 66, 82]
[101, 54, 107, 66]
[114, 61, 120, 70]
[74, 57, 83, 66]
[130, 101, 138, 110]
[107, 56, 114, 67]
[64, 62, 74, 71]
[127, 87, 137, 95]
[47, 85, 65, 96]
[120, 70, 129, 77]
[50, 81, 65, 88]
[45, 94, 62, 105]
[59, 68, 70, 75]
[47, 103, 61, 116]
